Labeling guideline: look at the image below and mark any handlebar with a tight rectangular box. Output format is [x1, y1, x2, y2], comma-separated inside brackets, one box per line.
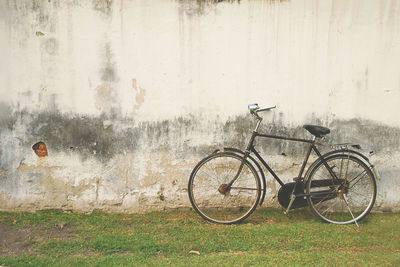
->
[248, 103, 276, 117]
[257, 105, 276, 113]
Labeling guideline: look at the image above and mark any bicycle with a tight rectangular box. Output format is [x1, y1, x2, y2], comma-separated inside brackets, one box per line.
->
[188, 104, 378, 226]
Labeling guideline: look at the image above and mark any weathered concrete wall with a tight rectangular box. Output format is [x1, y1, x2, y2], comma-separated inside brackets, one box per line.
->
[1, 0, 399, 212]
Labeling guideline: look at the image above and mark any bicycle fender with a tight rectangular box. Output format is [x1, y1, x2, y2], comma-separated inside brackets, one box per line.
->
[321, 149, 370, 163]
[223, 147, 267, 207]
[304, 149, 378, 184]
[321, 149, 380, 180]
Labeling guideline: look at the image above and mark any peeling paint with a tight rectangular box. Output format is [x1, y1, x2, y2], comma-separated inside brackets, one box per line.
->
[132, 79, 146, 115]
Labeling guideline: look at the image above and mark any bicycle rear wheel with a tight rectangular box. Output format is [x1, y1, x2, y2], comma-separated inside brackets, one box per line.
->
[188, 152, 261, 224]
[306, 154, 376, 224]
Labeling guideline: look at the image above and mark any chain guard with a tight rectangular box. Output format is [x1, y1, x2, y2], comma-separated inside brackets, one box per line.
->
[278, 180, 342, 209]
[278, 182, 308, 209]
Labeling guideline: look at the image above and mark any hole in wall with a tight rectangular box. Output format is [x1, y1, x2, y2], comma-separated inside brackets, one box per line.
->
[32, 141, 48, 157]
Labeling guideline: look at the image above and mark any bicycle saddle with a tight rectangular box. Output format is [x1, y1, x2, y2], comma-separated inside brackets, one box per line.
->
[303, 125, 330, 138]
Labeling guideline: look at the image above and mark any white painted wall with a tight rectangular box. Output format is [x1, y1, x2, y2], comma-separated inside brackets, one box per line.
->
[2, 0, 400, 123]
[0, 0, 399, 212]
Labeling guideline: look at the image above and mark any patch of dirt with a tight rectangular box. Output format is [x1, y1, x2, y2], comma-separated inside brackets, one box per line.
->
[0, 223, 75, 256]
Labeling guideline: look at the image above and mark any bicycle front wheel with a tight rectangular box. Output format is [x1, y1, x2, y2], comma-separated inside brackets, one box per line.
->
[188, 152, 261, 224]
[306, 154, 376, 224]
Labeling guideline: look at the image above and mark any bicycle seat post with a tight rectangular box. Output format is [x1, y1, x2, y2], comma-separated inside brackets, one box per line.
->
[284, 136, 317, 217]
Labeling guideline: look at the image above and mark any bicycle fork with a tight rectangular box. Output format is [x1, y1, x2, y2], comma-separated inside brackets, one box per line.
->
[222, 121, 261, 194]
[222, 146, 253, 194]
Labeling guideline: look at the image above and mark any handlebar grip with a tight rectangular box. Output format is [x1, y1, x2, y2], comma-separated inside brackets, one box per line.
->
[256, 105, 276, 113]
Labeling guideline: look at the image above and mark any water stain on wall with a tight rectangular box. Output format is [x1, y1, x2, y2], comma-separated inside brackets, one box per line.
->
[1, 106, 400, 212]
[94, 43, 119, 114]
[177, 0, 287, 16]
[100, 43, 117, 82]
[94, 83, 112, 111]
[223, 113, 400, 158]
[26, 111, 138, 161]
[41, 38, 58, 55]
[93, 0, 113, 16]
[329, 118, 400, 153]
[223, 114, 315, 158]
[0, 103, 17, 131]
[1, 97, 399, 165]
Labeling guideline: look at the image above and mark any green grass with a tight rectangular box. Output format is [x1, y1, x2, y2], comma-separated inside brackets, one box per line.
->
[0, 208, 399, 266]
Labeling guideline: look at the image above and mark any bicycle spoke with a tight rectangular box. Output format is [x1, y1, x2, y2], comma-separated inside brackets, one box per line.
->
[339, 158, 344, 179]
[221, 166, 236, 183]
[198, 168, 220, 184]
[230, 187, 259, 191]
[321, 200, 338, 215]
[312, 191, 337, 207]
[345, 197, 366, 207]
[348, 171, 368, 189]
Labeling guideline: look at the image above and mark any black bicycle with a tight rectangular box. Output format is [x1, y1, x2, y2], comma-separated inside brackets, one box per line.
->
[188, 104, 378, 225]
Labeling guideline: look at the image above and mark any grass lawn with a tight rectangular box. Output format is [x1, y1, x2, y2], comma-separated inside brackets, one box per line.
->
[0, 208, 399, 266]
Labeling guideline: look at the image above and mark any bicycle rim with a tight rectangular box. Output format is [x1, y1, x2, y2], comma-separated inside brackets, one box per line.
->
[188, 152, 260, 224]
[307, 154, 376, 224]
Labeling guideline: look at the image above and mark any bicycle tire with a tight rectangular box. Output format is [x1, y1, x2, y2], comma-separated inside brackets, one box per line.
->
[188, 152, 261, 224]
[306, 154, 376, 224]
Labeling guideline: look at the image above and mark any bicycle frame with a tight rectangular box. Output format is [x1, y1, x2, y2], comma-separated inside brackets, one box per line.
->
[229, 126, 340, 188]
[226, 116, 343, 214]
[251, 133, 340, 188]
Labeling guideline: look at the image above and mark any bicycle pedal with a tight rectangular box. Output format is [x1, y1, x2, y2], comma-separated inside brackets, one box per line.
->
[283, 211, 292, 219]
